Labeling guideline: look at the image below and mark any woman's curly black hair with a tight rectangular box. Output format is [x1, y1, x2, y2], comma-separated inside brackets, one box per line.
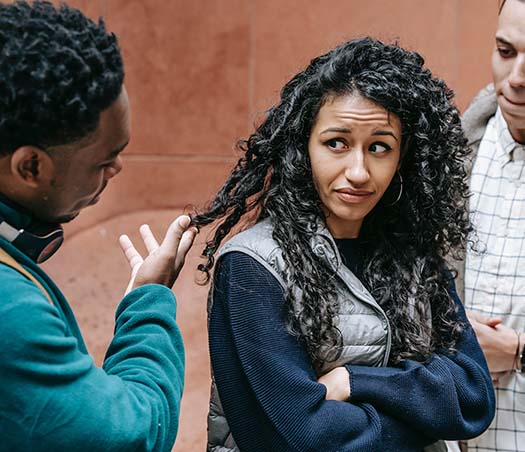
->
[192, 37, 471, 368]
[0, 0, 124, 156]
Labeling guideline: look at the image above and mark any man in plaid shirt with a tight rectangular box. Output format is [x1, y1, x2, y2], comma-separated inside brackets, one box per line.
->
[454, 0, 525, 450]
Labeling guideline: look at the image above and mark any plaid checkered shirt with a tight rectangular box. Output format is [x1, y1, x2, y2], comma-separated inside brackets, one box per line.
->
[465, 107, 525, 451]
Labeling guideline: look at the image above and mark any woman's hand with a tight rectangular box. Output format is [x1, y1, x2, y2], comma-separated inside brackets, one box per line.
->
[119, 215, 197, 294]
[318, 367, 351, 401]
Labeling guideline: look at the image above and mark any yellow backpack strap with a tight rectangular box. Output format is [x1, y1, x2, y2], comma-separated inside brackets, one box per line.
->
[0, 247, 54, 305]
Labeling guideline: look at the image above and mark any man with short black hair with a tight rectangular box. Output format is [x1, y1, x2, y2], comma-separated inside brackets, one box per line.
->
[455, 0, 525, 450]
[0, 2, 195, 451]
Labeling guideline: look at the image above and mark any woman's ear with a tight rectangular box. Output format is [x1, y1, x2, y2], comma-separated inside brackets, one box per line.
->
[9, 146, 55, 188]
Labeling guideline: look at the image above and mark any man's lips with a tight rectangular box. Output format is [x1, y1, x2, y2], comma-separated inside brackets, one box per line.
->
[502, 95, 525, 106]
[88, 187, 107, 206]
[89, 194, 102, 205]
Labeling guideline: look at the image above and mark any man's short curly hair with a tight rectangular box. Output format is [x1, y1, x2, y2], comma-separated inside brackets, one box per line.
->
[0, 0, 124, 156]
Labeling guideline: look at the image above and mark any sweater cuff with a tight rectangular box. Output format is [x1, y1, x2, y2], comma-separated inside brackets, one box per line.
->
[345, 364, 396, 403]
[117, 284, 177, 316]
[347, 365, 355, 401]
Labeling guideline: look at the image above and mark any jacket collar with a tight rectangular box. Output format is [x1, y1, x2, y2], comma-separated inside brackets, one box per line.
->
[0, 194, 33, 231]
[462, 83, 498, 148]
[308, 218, 343, 270]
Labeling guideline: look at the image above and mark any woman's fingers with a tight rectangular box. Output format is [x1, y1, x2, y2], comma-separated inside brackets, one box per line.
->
[119, 234, 144, 270]
[140, 224, 160, 254]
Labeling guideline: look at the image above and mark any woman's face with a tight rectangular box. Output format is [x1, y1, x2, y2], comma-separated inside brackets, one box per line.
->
[308, 93, 402, 238]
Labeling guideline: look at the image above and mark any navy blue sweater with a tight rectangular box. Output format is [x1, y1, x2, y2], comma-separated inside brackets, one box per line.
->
[209, 251, 495, 452]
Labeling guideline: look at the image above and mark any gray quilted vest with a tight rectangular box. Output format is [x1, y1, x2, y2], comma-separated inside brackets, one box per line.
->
[206, 219, 445, 452]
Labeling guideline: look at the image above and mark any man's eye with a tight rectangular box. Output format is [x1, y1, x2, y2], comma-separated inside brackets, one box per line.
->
[326, 138, 346, 150]
[369, 142, 392, 153]
[498, 47, 514, 58]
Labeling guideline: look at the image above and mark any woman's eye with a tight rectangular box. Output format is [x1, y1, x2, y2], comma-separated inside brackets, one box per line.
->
[369, 142, 392, 153]
[326, 138, 346, 150]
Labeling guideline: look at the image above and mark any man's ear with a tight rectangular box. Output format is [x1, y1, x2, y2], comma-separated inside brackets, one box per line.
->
[9, 146, 55, 188]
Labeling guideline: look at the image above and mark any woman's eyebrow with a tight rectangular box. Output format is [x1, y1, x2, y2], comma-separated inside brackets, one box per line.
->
[319, 128, 399, 141]
[372, 130, 399, 141]
[320, 127, 352, 135]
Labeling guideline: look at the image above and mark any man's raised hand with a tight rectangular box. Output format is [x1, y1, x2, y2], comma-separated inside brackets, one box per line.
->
[119, 215, 197, 294]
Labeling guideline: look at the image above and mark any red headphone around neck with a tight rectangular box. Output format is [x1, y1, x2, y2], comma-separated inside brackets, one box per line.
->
[0, 215, 63, 263]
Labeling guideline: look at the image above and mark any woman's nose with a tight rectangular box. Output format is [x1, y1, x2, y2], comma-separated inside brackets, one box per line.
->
[343, 151, 370, 186]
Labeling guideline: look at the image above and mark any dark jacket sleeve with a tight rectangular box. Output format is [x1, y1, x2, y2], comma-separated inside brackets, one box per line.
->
[210, 252, 437, 452]
[347, 280, 495, 440]
[0, 265, 184, 452]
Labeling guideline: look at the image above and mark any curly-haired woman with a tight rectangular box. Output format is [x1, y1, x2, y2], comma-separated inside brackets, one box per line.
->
[192, 38, 495, 451]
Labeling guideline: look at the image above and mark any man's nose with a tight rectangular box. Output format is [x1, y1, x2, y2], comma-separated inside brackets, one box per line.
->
[508, 54, 525, 88]
[105, 156, 123, 179]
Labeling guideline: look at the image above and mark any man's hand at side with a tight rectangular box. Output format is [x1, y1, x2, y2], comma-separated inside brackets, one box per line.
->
[119, 215, 197, 294]
[467, 310, 520, 379]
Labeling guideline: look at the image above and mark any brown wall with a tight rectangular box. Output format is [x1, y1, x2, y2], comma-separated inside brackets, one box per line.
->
[40, 1, 500, 450]
[51, 0, 499, 236]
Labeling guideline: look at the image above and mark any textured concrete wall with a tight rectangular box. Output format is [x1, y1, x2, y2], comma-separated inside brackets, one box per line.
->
[39, 1, 500, 450]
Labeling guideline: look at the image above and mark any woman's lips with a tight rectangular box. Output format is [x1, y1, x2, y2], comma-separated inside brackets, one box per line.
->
[335, 188, 374, 203]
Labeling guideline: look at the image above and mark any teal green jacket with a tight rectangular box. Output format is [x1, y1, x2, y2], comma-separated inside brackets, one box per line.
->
[0, 201, 185, 452]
